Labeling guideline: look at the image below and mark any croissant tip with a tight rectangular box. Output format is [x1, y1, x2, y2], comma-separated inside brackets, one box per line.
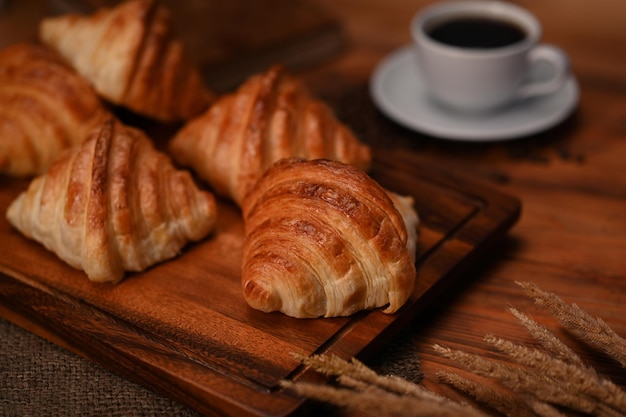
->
[243, 279, 282, 313]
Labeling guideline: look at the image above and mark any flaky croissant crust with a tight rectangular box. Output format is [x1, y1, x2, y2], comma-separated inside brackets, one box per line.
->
[240, 158, 417, 318]
[39, 0, 214, 122]
[0, 42, 110, 177]
[6, 119, 217, 283]
[169, 65, 372, 205]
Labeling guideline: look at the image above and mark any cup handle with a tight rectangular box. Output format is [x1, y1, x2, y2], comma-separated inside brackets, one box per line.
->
[518, 44, 570, 98]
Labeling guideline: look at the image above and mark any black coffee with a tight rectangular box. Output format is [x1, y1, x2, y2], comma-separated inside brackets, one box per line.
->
[427, 17, 526, 48]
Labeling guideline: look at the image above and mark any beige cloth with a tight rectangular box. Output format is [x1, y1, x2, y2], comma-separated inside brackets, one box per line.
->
[0, 318, 201, 417]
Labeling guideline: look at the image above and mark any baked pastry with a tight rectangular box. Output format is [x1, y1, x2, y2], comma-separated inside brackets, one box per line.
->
[0, 42, 110, 177]
[39, 0, 214, 122]
[169, 65, 371, 205]
[240, 158, 418, 318]
[6, 119, 218, 283]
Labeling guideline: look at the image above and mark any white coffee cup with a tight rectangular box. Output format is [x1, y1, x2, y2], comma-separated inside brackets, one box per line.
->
[411, 0, 570, 113]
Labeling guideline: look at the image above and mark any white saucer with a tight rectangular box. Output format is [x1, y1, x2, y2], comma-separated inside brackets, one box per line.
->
[370, 45, 579, 141]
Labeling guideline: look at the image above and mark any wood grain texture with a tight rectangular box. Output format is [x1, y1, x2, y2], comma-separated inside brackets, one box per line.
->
[0, 150, 519, 417]
[300, 1, 626, 415]
[3, 0, 625, 415]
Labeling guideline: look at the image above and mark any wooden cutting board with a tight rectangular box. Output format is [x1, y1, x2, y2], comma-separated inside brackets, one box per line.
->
[0, 148, 520, 417]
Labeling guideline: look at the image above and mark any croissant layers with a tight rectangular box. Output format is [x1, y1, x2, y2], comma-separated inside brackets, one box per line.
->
[0, 43, 110, 177]
[169, 65, 372, 205]
[6, 119, 218, 283]
[241, 158, 419, 318]
[39, 0, 214, 122]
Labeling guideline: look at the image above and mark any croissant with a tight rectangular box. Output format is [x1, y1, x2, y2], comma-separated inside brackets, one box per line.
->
[169, 65, 372, 205]
[0, 42, 111, 177]
[6, 119, 218, 283]
[240, 158, 418, 318]
[39, 0, 214, 122]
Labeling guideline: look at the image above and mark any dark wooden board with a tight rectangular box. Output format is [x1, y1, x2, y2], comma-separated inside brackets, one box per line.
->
[0, 148, 520, 417]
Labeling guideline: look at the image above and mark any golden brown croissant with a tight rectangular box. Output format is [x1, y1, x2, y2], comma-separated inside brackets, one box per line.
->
[39, 0, 214, 122]
[6, 119, 218, 283]
[0, 42, 111, 177]
[169, 65, 372, 206]
[240, 158, 418, 318]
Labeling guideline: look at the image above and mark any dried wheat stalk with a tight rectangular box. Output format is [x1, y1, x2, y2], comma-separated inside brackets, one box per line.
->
[290, 353, 467, 407]
[436, 282, 626, 416]
[437, 371, 568, 417]
[433, 343, 602, 413]
[436, 370, 536, 417]
[284, 352, 486, 416]
[529, 402, 569, 417]
[508, 307, 589, 370]
[291, 352, 423, 397]
[281, 378, 484, 417]
[484, 333, 626, 411]
[281, 282, 626, 417]
[516, 281, 626, 368]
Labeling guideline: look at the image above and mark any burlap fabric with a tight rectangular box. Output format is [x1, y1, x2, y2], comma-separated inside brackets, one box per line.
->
[1, 315, 422, 416]
[0, 318, 203, 417]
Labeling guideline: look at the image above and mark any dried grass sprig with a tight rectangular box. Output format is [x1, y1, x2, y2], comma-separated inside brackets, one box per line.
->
[484, 333, 626, 411]
[433, 344, 536, 390]
[508, 307, 588, 370]
[516, 281, 626, 368]
[281, 282, 626, 417]
[529, 402, 568, 417]
[433, 343, 602, 413]
[286, 352, 487, 416]
[280, 378, 485, 417]
[435, 283, 626, 416]
[291, 352, 426, 398]
[436, 370, 536, 417]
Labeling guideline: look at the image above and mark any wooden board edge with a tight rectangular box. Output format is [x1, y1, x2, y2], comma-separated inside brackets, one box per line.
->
[0, 272, 306, 417]
[323, 152, 522, 362]
[0, 148, 522, 417]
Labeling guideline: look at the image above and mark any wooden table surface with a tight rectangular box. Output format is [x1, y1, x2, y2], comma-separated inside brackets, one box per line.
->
[1, 1, 625, 416]
[301, 0, 626, 414]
